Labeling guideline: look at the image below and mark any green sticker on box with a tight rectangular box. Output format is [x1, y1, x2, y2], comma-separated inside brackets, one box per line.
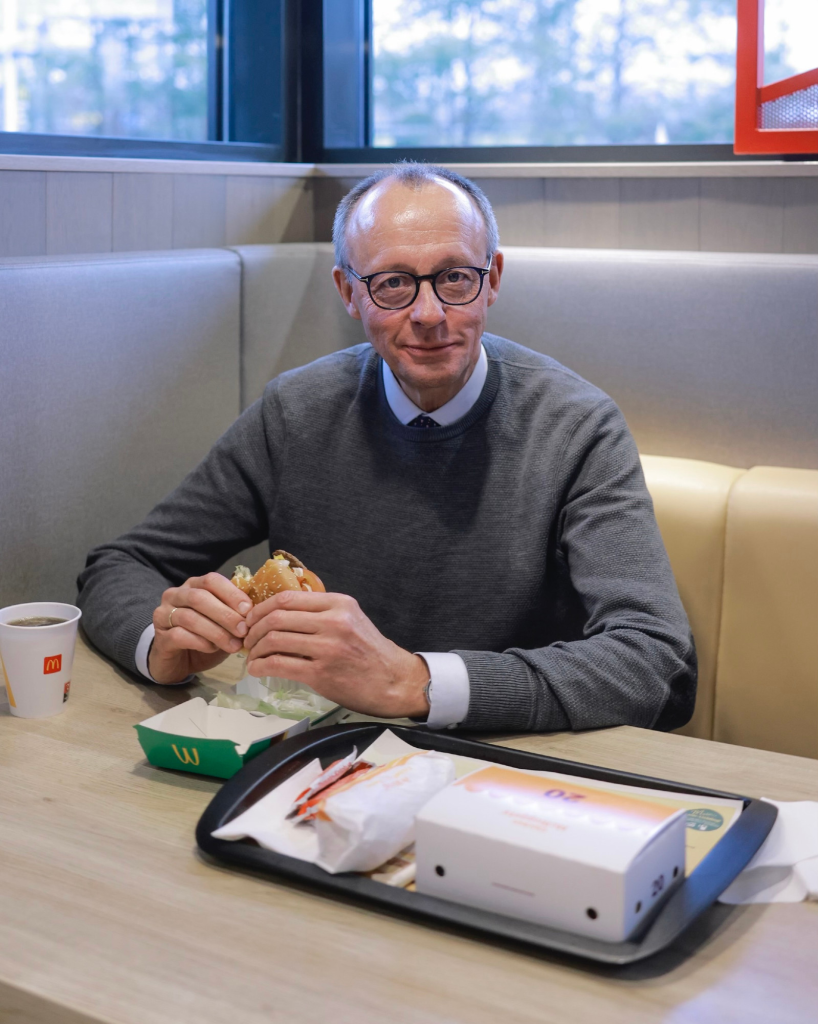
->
[686, 808, 724, 832]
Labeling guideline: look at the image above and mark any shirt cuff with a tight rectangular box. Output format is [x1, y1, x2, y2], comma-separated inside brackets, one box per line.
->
[416, 652, 470, 729]
[134, 623, 193, 685]
[135, 624, 158, 680]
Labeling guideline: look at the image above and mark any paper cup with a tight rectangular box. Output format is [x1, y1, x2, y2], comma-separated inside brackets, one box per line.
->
[0, 602, 82, 719]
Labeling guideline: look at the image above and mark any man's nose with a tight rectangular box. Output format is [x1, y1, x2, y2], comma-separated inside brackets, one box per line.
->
[409, 280, 446, 325]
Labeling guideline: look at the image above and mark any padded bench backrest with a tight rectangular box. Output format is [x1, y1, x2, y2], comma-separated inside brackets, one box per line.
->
[0, 250, 242, 607]
[714, 466, 818, 759]
[232, 244, 366, 409]
[640, 455, 744, 742]
[235, 244, 818, 471]
[487, 248, 818, 471]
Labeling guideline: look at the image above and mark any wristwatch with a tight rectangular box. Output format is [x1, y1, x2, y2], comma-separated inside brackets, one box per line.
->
[408, 678, 433, 724]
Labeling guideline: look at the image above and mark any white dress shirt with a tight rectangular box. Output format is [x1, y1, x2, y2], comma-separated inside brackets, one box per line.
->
[135, 345, 488, 727]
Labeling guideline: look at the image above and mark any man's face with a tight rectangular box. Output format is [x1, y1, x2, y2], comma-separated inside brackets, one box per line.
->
[333, 178, 503, 410]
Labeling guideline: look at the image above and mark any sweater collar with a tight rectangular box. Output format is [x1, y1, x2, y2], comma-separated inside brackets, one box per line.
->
[381, 344, 488, 426]
[375, 336, 501, 443]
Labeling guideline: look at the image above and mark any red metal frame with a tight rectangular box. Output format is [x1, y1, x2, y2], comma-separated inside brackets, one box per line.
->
[735, 0, 818, 155]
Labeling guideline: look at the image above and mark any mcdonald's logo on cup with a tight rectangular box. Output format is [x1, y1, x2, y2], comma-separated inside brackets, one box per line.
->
[171, 744, 200, 766]
[44, 654, 62, 674]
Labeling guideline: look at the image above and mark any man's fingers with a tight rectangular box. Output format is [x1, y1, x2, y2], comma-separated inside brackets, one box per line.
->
[191, 571, 253, 616]
[246, 653, 318, 685]
[246, 629, 322, 663]
[245, 588, 336, 628]
[170, 584, 249, 638]
[166, 626, 220, 656]
[244, 609, 324, 652]
[162, 607, 243, 654]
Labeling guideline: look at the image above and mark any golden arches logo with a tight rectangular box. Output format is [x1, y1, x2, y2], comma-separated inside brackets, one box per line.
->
[171, 744, 200, 766]
[43, 655, 62, 675]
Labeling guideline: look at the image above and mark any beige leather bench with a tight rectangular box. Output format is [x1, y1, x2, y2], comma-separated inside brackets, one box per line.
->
[643, 457, 818, 758]
[715, 467, 818, 758]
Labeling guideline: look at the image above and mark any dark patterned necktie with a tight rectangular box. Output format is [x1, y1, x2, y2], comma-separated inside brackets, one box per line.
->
[408, 414, 440, 429]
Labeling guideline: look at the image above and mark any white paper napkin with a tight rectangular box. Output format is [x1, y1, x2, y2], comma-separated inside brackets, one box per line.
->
[212, 758, 323, 859]
[719, 800, 818, 904]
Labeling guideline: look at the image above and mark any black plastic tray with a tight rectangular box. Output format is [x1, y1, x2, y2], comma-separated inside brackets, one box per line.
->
[195, 723, 776, 965]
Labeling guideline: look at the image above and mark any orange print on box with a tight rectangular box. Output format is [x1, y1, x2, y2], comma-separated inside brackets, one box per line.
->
[44, 654, 62, 674]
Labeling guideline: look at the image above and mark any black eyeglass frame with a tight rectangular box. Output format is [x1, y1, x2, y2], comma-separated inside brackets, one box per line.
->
[346, 261, 493, 310]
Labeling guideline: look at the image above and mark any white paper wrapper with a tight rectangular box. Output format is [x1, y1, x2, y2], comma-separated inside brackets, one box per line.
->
[314, 750, 455, 873]
[213, 731, 450, 869]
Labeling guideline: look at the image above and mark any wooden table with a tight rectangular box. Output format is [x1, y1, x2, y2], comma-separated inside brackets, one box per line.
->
[2, 635, 817, 1024]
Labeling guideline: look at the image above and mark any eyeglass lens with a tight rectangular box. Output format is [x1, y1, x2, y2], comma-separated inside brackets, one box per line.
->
[369, 267, 483, 309]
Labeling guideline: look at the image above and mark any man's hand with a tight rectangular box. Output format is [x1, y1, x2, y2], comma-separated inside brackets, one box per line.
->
[244, 590, 430, 719]
[149, 573, 252, 684]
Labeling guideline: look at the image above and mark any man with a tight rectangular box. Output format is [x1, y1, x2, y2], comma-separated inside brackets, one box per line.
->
[78, 163, 696, 733]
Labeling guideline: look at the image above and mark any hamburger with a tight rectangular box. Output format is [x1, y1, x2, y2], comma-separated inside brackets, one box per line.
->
[231, 550, 326, 604]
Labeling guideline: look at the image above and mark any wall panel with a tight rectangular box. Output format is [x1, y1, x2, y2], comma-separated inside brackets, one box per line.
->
[0, 171, 47, 257]
[112, 173, 173, 251]
[275, 177, 314, 242]
[172, 174, 227, 249]
[619, 178, 700, 250]
[542, 178, 620, 248]
[226, 177, 314, 246]
[473, 178, 546, 246]
[700, 178, 785, 253]
[783, 178, 818, 255]
[46, 172, 113, 255]
[0, 160, 816, 258]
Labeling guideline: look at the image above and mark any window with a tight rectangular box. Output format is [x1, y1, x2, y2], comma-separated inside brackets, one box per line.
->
[0, 1, 208, 140]
[0, 0, 286, 159]
[372, 0, 738, 148]
[366, 0, 816, 154]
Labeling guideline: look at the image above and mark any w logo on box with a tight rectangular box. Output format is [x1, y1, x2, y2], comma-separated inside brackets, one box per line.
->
[43, 654, 62, 674]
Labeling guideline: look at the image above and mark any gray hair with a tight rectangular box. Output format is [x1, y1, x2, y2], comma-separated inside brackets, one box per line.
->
[332, 161, 500, 272]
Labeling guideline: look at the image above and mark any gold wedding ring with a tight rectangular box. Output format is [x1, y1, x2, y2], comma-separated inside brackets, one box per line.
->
[168, 607, 177, 629]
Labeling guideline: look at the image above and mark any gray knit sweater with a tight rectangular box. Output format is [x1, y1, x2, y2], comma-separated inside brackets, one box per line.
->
[77, 334, 696, 733]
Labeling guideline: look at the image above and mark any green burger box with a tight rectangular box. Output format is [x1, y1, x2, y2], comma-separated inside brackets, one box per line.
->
[135, 696, 341, 779]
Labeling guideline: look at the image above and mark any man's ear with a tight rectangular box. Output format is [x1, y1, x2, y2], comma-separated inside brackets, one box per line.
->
[332, 266, 362, 320]
[486, 251, 504, 308]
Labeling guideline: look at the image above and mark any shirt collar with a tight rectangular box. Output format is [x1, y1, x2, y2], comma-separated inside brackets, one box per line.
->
[382, 344, 488, 426]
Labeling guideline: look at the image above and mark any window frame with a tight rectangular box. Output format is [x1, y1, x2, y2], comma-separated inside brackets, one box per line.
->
[318, 144, 775, 165]
[1, 0, 815, 164]
[316, 0, 816, 165]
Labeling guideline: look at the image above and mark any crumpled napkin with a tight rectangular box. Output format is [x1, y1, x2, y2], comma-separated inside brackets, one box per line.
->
[719, 800, 818, 904]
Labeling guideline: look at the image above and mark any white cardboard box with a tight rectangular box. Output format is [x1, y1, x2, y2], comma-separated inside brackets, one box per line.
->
[415, 764, 686, 942]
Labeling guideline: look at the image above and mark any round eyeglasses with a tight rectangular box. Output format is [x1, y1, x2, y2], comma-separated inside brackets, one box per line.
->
[346, 262, 491, 310]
